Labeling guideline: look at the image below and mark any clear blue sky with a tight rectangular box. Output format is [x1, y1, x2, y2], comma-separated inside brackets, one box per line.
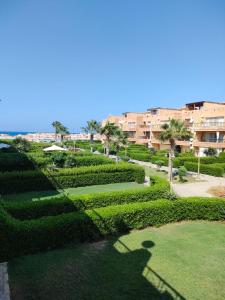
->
[0, 0, 225, 132]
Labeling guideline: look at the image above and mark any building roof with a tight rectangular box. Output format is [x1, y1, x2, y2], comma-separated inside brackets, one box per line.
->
[147, 107, 181, 111]
[185, 100, 225, 106]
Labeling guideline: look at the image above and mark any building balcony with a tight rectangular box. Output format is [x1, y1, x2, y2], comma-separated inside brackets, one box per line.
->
[193, 139, 225, 148]
[139, 125, 151, 130]
[150, 124, 163, 132]
[193, 122, 225, 131]
[122, 125, 137, 131]
[150, 138, 170, 145]
[175, 140, 190, 146]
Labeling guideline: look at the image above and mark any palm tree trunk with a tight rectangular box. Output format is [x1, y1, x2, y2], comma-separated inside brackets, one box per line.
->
[168, 140, 175, 182]
[90, 134, 94, 152]
[106, 138, 110, 156]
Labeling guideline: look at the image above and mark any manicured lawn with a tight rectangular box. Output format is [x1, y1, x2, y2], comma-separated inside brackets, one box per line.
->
[8, 221, 225, 300]
[3, 182, 146, 202]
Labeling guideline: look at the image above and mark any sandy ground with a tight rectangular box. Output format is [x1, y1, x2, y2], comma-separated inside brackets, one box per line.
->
[130, 159, 225, 197]
[172, 174, 225, 197]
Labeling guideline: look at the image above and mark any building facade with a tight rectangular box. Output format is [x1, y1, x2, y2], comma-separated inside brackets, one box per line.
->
[102, 101, 225, 156]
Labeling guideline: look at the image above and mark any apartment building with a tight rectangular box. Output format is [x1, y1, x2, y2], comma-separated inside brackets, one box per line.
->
[102, 101, 225, 156]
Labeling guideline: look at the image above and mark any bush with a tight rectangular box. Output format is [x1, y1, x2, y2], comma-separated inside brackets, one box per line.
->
[0, 163, 145, 194]
[128, 152, 151, 162]
[151, 156, 168, 166]
[178, 166, 187, 182]
[184, 162, 224, 177]
[0, 153, 35, 171]
[1, 196, 225, 261]
[12, 137, 31, 152]
[52, 152, 67, 167]
[3, 176, 170, 220]
[155, 160, 164, 168]
[204, 147, 217, 157]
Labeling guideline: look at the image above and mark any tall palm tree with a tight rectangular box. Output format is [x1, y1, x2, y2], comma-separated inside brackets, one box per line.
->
[158, 119, 192, 181]
[112, 129, 129, 162]
[81, 120, 101, 152]
[100, 122, 119, 156]
[52, 121, 69, 143]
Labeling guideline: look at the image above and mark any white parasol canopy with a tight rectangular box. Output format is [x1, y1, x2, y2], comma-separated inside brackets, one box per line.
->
[43, 145, 68, 152]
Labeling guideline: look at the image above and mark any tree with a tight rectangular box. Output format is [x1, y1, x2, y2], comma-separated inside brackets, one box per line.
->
[112, 129, 129, 162]
[52, 121, 69, 143]
[100, 122, 119, 156]
[158, 119, 192, 182]
[204, 147, 217, 157]
[81, 120, 101, 152]
[12, 137, 31, 152]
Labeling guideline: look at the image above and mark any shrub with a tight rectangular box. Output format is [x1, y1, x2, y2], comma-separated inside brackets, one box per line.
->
[184, 162, 224, 177]
[12, 137, 31, 152]
[204, 147, 217, 157]
[155, 160, 164, 168]
[1, 197, 225, 261]
[178, 166, 187, 182]
[3, 176, 170, 220]
[0, 153, 35, 171]
[128, 152, 151, 162]
[151, 156, 168, 166]
[52, 152, 67, 167]
[0, 163, 145, 194]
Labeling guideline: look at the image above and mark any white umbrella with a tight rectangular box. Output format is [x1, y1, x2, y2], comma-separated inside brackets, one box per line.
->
[43, 145, 68, 152]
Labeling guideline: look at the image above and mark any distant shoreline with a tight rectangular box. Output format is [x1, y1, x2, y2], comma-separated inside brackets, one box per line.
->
[0, 131, 35, 136]
[0, 131, 79, 136]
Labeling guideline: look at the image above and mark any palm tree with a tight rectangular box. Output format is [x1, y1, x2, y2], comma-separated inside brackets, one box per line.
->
[158, 119, 192, 182]
[100, 122, 119, 156]
[52, 121, 69, 143]
[112, 129, 129, 162]
[81, 120, 101, 152]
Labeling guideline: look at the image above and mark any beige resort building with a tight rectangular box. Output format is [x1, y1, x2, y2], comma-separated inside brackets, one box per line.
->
[102, 101, 225, 156]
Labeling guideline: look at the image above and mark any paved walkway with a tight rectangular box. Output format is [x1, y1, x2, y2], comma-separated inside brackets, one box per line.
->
[130, 159, 225, 197]
[172, 174, 225, 197]
[0, 263, 10, 300]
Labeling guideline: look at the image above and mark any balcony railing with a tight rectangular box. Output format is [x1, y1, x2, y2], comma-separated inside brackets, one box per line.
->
[200, 138, 225, 143]
[193, 122, 225, 129]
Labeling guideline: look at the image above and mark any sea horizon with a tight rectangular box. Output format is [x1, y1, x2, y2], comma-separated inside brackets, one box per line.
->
[0, 131, 79, 136]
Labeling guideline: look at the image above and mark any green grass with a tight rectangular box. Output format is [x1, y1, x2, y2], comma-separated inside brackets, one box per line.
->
[8, 221, 225, 300]
[2, 182, 146, 202]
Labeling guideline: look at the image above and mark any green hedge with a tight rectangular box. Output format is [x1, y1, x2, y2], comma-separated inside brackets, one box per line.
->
[1, 197, 225, 261]
[151, 156, 168, 166]
[184, 162, 224, 177]
[66, 155, 114, 167]
[128, 152, 152, 162]
[0, 153, 35, 171]
[0, 163, 145, 194]
[211, 163, 225, 171]
[3, 176, 170, 220]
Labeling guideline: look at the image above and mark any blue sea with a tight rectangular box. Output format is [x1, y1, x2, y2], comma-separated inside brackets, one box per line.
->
[0, 131, 35, 136]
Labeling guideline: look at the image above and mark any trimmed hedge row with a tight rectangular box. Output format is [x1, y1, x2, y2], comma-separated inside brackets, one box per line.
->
[151, 156, 168, 166]
[0, 163, 145, 194]
[65, 155, 114, 167]
[128, 152, 152, 162]
[184, 162, 224, 177]
[1, 197, 225, 261]
[3, 176, 170, 220]
[0, 153, 35, 172]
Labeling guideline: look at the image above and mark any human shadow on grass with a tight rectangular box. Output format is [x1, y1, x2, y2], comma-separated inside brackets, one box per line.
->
[8, 237, 185, 300]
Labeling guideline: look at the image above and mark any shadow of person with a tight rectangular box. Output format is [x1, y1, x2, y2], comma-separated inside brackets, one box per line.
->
[78, 239, 175, 300]
[8, 237, 184, 300]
